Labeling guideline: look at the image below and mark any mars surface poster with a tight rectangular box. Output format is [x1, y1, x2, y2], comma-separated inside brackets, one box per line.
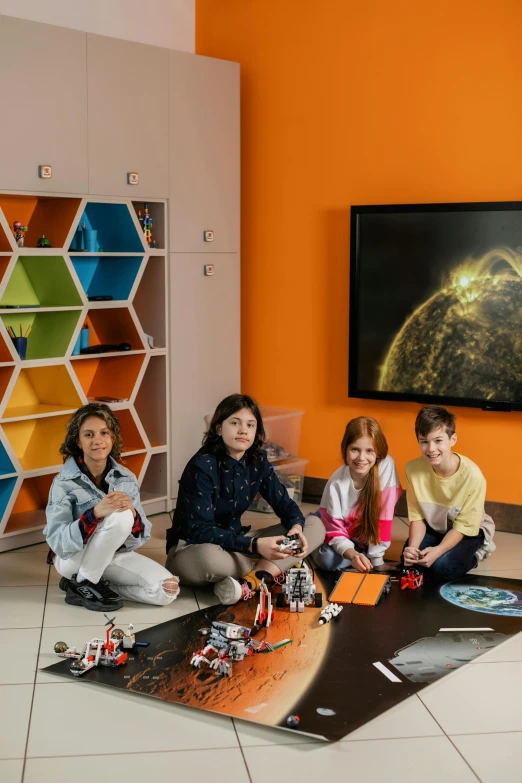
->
[350, 205, 522, 405]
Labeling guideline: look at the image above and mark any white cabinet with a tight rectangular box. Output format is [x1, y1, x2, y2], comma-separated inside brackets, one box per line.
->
[87, 34, 169, 198]
[169, 253, 240, 491]
[169, 52, 240, 253]
[0, 15, 88, 194]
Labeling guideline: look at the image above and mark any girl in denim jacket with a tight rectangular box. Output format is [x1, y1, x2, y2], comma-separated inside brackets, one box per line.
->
[44, 403, 179, 611]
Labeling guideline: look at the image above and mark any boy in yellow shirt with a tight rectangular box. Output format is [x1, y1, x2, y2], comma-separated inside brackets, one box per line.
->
[403, 405, 495, 582]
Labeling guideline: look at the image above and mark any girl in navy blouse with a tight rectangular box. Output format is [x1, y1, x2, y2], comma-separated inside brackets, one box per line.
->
[166, 394, 325, 605]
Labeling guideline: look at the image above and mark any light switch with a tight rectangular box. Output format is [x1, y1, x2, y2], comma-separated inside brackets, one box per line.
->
[203, 230, 214, 242]
[127, 172, 139, 185]
[204, 264, 215, 276]
[38, 165, 52, 179]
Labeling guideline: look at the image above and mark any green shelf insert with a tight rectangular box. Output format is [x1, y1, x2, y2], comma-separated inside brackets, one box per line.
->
[0, 256, 83, 307]
[1, 311, 82, 360]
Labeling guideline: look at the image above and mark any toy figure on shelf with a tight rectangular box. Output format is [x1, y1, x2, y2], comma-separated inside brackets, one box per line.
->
[190, 619, 291, 678]
[254, 579, 274, 629]
[13, 221, 28, 247]
[318, 603, 343, 625]
[401, 568, 424, 591]
[142, 203, 153, 245]
[276, 561, 322, 612]
[37, 235, 51, 248]
[53, 614, 149, 677]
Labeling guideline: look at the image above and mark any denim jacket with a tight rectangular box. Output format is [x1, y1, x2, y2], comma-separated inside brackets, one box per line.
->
[44, 457, 151, 560]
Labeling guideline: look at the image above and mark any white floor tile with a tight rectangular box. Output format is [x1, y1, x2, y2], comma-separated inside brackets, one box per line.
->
[42, 585, 198, 627]
[0, 587, 47, 630]
[419, 661, 522, 734]
[24, 748, 250, 783]
[27, 683, 238, 757]
[0, 684, 33, 759]
[0, 552, 50, 586]
[0, 759, 23, 783]
[243, 736, 478, 783]
[470, 629, 522, 664]
[451, 731, 522, 783]
[37, 622, 157, 684]
[234, 719, 317, 747]
[0, 629, 41, 684]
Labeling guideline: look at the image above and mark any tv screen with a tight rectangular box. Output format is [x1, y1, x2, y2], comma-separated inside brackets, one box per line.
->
[349, 202, 522, 411]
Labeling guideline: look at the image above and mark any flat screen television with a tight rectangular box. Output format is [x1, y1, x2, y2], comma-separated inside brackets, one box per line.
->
[349, 202, 522, 411]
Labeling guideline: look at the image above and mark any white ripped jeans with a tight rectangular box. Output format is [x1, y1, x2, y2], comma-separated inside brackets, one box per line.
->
[53, 510, 179, 606]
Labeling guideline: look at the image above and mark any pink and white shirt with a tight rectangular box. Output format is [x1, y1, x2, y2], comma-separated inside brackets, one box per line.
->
[319, 455, 402, 566]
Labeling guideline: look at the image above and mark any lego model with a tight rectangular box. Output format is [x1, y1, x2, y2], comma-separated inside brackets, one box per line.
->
[54, 614, 149, 677]
[254, 579, 274, 629]
[286, 714, 300, 729]
[13, 221, 28, 247]
[401, 568, 424, 590]
[276, 561, 322, 611]
[191, 619, 291, 677]
[318, 602, 343, 625]
[277, 533, 303, 555]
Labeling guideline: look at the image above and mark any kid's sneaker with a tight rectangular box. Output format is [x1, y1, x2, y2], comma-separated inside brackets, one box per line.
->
[213, 570, 272, 606]
[65, 574, 123, 611]
[474, 540, 497, 563]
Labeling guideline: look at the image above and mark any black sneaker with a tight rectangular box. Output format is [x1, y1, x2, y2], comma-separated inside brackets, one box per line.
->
[58, 576, 71, 592]
[65, 575, 123, 611]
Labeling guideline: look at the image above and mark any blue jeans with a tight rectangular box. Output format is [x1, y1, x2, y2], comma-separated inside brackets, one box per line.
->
[313, 541, 366, 571]
[401, 525, 484, 583]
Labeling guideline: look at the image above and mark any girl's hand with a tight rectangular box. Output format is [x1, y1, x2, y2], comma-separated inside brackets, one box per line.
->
[256, 535, 294, 561]
[94, 492, 136, 520]
[286, 525, 309, 558]
[348, 550, 373, 573]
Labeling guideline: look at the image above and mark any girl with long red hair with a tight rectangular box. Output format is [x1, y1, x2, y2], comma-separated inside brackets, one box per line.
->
[313, 417, 402, 573]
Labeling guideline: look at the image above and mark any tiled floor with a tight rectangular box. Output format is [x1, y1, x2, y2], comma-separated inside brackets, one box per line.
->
[1, 503, 522, 783]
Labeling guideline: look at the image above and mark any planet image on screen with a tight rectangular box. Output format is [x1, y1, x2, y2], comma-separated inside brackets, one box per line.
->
[379, 248, 522, 400]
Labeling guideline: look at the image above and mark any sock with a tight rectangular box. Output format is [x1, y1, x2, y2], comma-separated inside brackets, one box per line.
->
[241, 569, 266, 592]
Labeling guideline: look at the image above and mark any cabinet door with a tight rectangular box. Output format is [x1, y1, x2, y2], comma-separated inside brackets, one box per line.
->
[0, 16, 88, 193]
[169, 253, 240, 492]
[169, 52, 240, 253]
[87, 34, 169, 198]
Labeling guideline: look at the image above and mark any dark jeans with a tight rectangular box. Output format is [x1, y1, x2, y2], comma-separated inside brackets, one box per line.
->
[401, 525, 484, 583]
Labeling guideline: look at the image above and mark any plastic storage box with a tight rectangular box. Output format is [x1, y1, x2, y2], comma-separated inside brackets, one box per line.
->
[204, 406, 304, 462]
[249, 457, 309, 513]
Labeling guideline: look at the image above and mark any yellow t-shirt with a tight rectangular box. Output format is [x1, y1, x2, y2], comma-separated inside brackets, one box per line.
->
[405, 454, 493, 539]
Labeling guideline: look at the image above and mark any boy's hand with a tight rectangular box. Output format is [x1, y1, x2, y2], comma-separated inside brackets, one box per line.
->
[286, 525, 309, 558]
[418, 546, 441, 568]
[403, 546, 422, 566]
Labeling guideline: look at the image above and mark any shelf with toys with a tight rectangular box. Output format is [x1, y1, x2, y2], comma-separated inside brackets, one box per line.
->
[0, 192, 169, 551]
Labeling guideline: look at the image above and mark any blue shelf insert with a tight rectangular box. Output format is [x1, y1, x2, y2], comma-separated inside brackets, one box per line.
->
[0, 440, 15, 475]
[0, 477, 17, 518]
[70, 203, 144, 254]
[71, 255, 144, 301]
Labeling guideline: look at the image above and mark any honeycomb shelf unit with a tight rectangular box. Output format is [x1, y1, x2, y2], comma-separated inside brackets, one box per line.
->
[0, 193, 169, 552]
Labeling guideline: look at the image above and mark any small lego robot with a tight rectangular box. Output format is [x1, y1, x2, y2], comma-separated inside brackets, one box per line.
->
[401, 568, 424, 590]
[318, 602, 343, 625]
[191, 619, 291, 677]
[276, 561, 322, 611]
[54, 614, 149, 676]
[254, 579, 274, 629]
[277, 533, 303, 555]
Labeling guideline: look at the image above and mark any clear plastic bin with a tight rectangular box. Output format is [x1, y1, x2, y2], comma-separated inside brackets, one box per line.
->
[249, 457, 309, 513]
[203, 406, 304, 462]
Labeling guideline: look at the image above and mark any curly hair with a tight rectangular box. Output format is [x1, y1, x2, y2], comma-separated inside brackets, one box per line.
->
[60, 403, 124, 462]
[203, 393, 266, 462]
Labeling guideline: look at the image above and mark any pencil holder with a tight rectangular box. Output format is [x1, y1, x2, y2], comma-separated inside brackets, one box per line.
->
[11, 336, 27, 359]
[85, 230, 98, 253]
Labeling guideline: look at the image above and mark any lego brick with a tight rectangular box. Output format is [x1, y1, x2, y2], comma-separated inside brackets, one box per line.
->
[352, 574, 390, 606]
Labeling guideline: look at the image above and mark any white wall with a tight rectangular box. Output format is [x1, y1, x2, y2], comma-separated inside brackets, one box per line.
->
[0, 0, 195, 51]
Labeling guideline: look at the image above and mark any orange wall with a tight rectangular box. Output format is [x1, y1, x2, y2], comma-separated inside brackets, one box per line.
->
[196, 0, 522, 504]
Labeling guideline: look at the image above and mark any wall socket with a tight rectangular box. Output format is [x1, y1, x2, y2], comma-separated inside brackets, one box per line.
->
[204, 264, 215, 276]
[38, 164, 52, 179]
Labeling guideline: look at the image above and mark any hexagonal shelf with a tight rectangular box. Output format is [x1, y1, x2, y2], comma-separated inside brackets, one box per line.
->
[116, 408, 146, 452]
[3, 413, 72, 470]
[140, 452, 168, 503]
[134, 355, 166, 447]
[0, 216, 13, 252]
[0, 366, 15, 407]
[0, 438, 16, 475]
[3, 365, 83, 420]
[0, 195, 81, 249]
[70, 353, 145, 402]
[81, 307, 145, 353]
[0, 255, 83, 308]
[3, 473, 57, 534]
[121, 451, 147, 480]
[133, 255, 166, 348]
[1, 310, 82, 360]
[70, 202, 145, 253]
[132, 201, 166, 250]
[70, 254, 144, 301]
[0, 477, 18, 527]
